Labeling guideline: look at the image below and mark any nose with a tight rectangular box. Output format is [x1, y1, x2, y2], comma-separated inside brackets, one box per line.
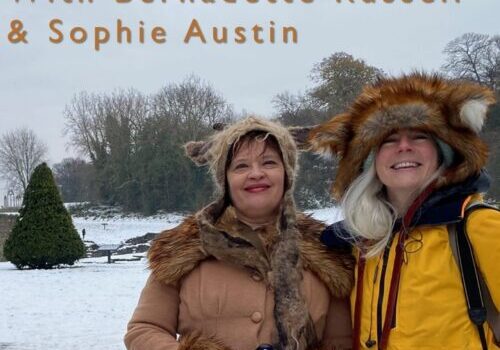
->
[396, 135, 413, 152]
[248, 164, 265, 179]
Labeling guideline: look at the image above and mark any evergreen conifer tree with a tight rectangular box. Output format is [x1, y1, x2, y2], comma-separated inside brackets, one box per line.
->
[4, 163, 85, 269]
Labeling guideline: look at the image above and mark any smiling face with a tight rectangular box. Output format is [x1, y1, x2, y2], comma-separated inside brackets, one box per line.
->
[375, 129, 439, 209]
[226, 135, 285, 224]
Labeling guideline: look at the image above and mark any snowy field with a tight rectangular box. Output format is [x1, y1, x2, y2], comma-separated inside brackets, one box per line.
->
[0, 259, 149, 350]
[0, 207, 342, 350]
[72, 214, 184, 245]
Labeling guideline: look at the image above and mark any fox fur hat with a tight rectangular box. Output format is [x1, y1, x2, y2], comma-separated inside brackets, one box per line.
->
[308, 72, 496, 200]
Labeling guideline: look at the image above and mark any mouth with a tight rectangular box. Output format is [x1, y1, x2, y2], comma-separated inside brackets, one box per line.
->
[244, 184, 271, 193]
[390, 161, 421, 170]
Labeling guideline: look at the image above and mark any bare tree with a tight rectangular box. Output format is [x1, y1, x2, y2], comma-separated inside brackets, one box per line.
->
[272, 91, 325, 126]
[0, 127, 48, 192]
[63, 89, 148, 163]
[63, 89, 149, 204]
[151, 75, 234, 141]
[442, 33, 500, 91]
[63, 91, 108, 163]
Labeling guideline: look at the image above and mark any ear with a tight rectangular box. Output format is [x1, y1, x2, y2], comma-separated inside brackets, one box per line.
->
[307, 114, 351, 158]
[459, 98, 491, 133]
[212, 123, 226, 131]
[288, 125, 315, 150]
[184, 140, 212, 166]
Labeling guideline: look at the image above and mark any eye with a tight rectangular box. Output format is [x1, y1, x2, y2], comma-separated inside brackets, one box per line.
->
[263, 160, 277, 166]
[413, 133, 430, 140]
[232, 163, 248, 170]
[381, 136, 397, 145]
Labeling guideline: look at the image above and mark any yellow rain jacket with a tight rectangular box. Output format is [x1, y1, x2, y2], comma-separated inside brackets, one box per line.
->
[322, 173, 500, 350]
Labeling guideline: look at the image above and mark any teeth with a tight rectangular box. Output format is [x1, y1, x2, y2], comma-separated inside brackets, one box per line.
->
[393, 162, 418, 169]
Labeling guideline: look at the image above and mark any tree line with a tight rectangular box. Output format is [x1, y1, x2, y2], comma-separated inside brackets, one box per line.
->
[1, 32, 499, 213]
[60, 76, 235, 214]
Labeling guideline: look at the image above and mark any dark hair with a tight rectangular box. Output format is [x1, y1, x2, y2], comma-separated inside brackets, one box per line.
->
[225, 130, 283, 170]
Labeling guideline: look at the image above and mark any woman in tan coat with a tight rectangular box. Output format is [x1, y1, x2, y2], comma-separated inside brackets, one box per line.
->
[124, 117, 354, 350]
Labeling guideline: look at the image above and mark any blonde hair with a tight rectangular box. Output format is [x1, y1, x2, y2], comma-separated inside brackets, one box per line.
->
[342, 162, 445, 258]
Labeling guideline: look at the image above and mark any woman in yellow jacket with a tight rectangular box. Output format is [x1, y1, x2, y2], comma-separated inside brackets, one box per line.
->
[308, 73, 500, 350]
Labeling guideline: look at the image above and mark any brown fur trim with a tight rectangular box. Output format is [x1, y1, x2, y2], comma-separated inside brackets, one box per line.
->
[308, 73, 496, 199]
[148, 212, 354, 298]
[178, 333, 232, 350]
[308, 113, 351, 160]
[196, 203, 272, 283]
[297, 213, 354, 298]
[271, 212, 318, 349]
[148, 215, 207, 286]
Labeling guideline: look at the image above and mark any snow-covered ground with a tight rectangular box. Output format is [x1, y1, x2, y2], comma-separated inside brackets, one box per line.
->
[305, 206, 343, 223]
[0, 259, 149, 350]
[72, 214, 184, 245]
[0, 207, 342, 350]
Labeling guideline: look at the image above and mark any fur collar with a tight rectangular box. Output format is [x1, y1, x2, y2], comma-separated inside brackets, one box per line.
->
[148, 206, 353, 349]
[148, 209, 353, 298]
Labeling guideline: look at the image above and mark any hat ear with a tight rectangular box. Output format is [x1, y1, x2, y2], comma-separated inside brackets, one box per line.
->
[449, 81, 496, 133]
[184, 122, 229, 165]
[459, 98, 491, 133]
[184, 140, 212, 166]
[288, 125, 315, 150]
[212, 122, 227, 131]
[307, 113, 351, 158]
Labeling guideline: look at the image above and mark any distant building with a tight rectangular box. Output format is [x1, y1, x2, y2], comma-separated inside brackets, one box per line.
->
[3, 189, 21, 210]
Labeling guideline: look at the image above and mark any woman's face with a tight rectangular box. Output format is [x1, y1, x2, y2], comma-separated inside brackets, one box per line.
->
[227, 139, 285, 222]
[375, 129, 439, 204]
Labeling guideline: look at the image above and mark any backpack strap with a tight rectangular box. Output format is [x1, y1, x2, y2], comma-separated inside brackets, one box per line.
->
[448, 202, 500, 349]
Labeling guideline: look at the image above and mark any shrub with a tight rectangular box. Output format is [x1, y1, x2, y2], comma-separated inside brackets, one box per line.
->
[4, 163, 85, 269]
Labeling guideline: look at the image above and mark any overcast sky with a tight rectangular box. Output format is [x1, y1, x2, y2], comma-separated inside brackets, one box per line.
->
[0, 0, 499, 198]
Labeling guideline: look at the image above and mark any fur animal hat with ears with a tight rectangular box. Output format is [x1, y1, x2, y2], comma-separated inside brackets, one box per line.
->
[307, 72, 496, 200]
[184, 116, 308, 211]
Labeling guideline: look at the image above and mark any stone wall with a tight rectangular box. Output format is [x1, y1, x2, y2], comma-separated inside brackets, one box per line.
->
[0, 214, 16, 262]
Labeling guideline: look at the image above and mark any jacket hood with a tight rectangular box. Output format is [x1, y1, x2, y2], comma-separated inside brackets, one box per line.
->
[184, 116, 298, 205]
[307, 72, 496, 200]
